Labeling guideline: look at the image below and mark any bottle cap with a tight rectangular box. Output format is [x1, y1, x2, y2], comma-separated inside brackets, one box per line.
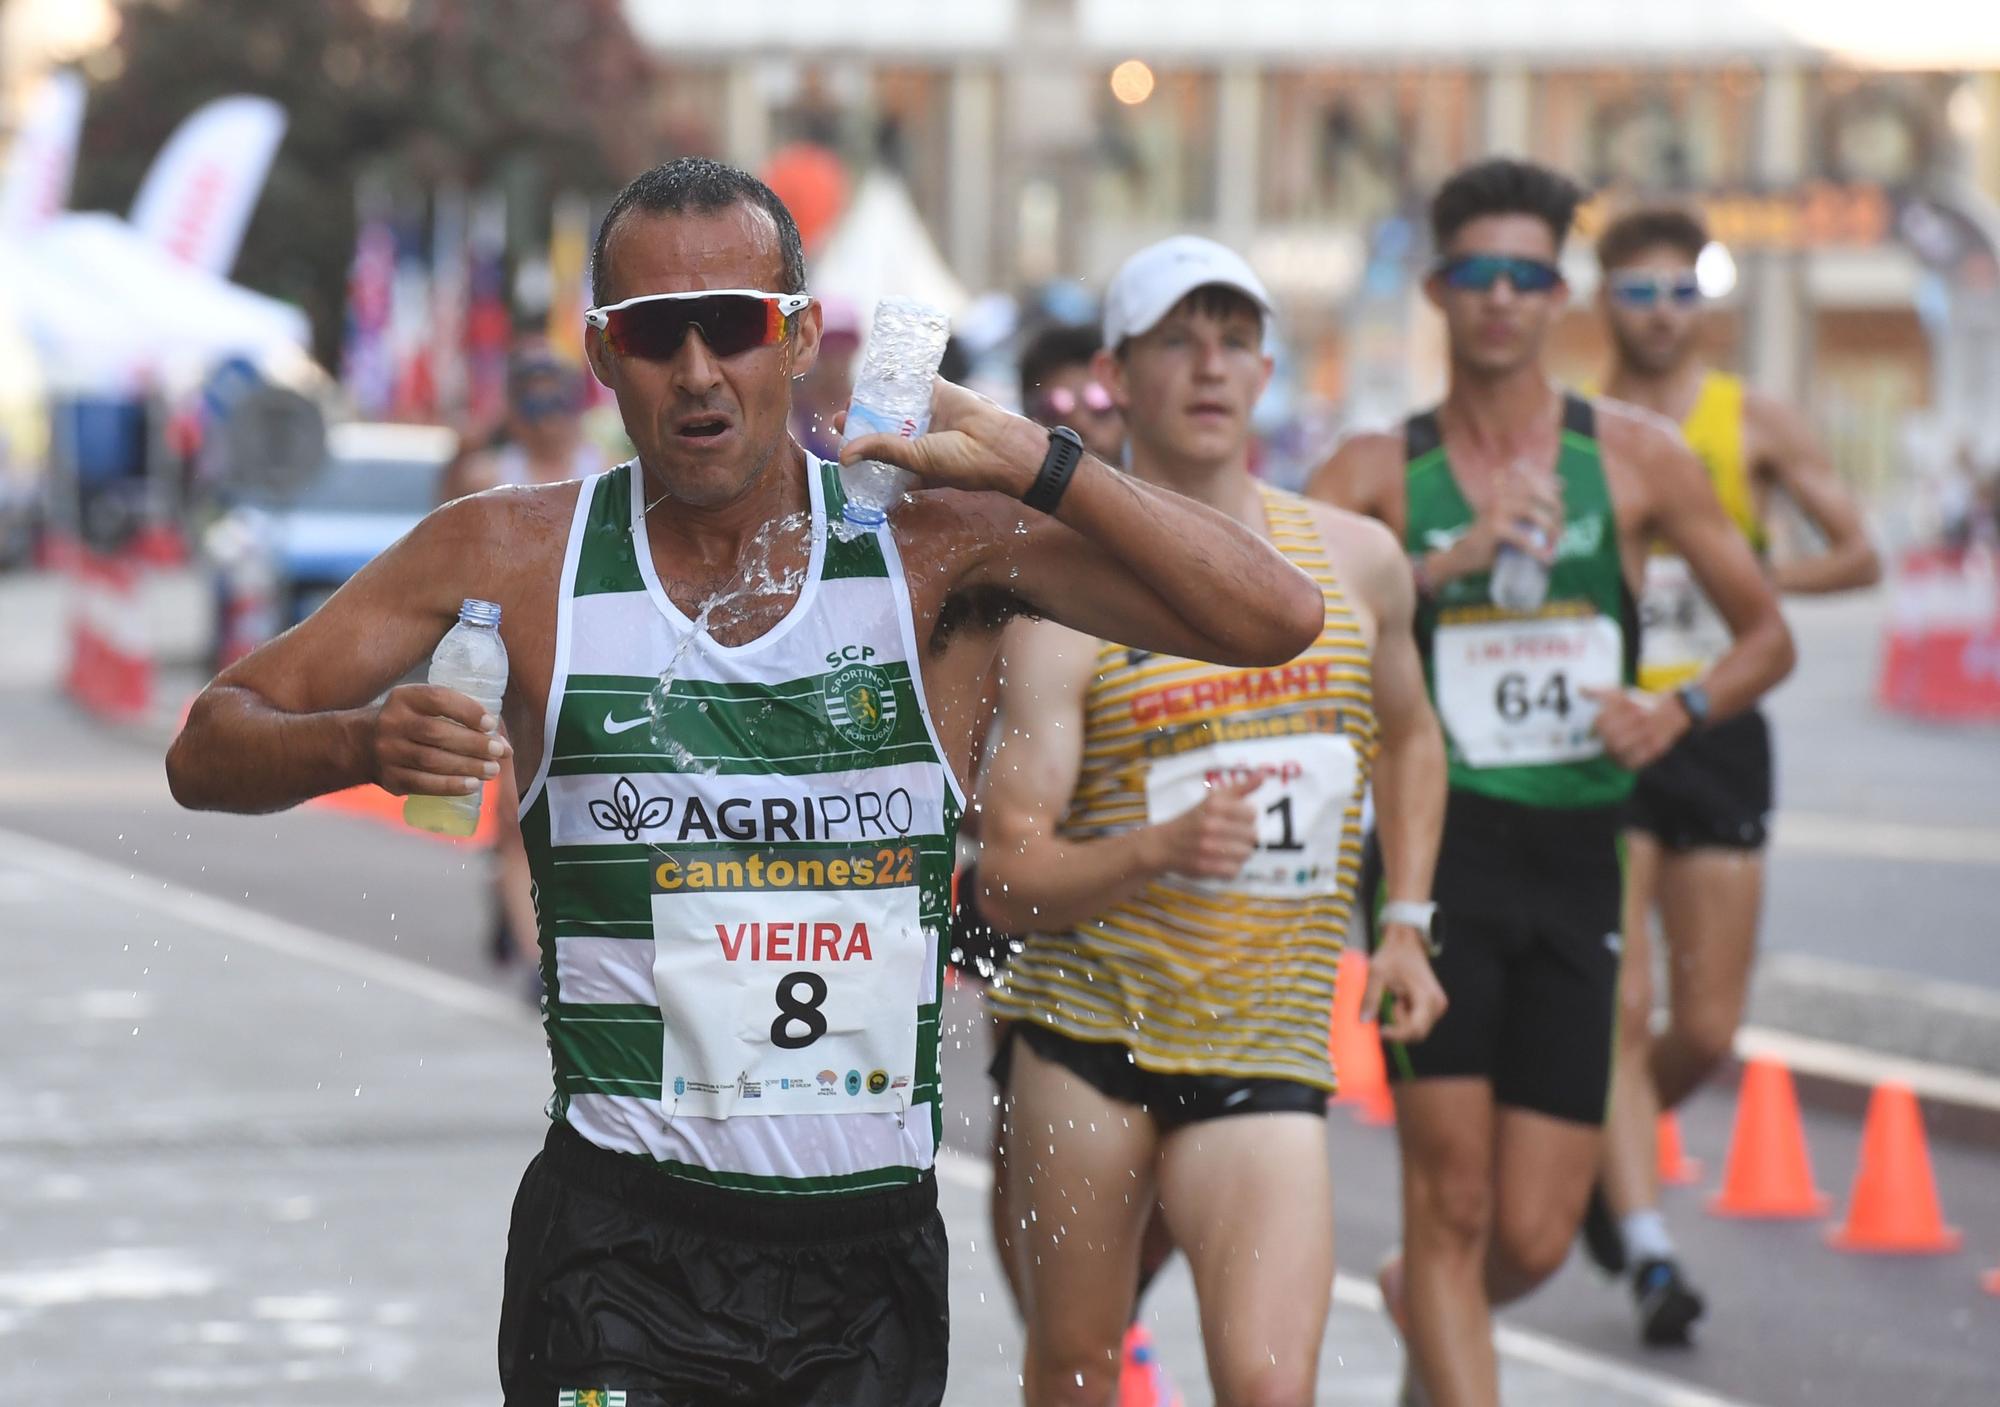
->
[459, 598, 502, 627]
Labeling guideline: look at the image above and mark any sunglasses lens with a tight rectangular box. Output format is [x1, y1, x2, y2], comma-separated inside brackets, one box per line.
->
[1612, 272, 1705, 307]
[1444, 257, 1558, 293]
[1443, 257, 1497, 290]
[1081, 382, 1114, 413]
[1514, 261, 1560, 292]
[604, 296, 782, 359]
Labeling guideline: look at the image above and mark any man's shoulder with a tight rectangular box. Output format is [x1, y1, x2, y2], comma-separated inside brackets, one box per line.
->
[418, 477, 591, 562]
[1736, 385, 1815, 468]
[1285, 491, 1406, 619]
[1591, 394, 1696, 480]
[1288, 489, 1402, 560]
[1304, 426, 1409, 509]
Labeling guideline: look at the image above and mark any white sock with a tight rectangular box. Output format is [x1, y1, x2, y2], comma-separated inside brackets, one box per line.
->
[1621, 1209, 1675, 1263]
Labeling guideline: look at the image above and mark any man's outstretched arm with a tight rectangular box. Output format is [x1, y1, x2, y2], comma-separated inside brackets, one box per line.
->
[166, 493, 517, 814]
[844, 380, 1325, 668]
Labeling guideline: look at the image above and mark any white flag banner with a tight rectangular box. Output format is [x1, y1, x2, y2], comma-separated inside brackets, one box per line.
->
[128, 95, 288, 277]
[0, 70, 87, 239]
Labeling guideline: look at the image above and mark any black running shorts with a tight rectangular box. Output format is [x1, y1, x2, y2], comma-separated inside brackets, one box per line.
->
[1371, 790, 1625, 1127]
[1625, 708, 1774, 852]
[987, 1021, 1328, 1129]
[498, 1122, 949, 1407]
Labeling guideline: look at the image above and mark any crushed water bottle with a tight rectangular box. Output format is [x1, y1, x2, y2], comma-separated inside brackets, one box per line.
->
[837, 297, 952, 530]
[1489, 527, 1552, 613]
[403, 598, 508, 838]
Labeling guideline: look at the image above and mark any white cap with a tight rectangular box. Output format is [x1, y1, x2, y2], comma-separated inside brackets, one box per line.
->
[1101, 235, 1275, 348]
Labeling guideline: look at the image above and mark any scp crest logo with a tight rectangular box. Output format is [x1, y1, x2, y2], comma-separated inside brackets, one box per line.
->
[823, 662, 897, 749]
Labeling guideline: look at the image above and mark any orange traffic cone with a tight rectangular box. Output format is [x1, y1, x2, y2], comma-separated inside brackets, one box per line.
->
[1982, 1268, 2000, 1296]
[1329, 949, 1395, 1126]
[1708, 1059, 1829, 1219]
[1657, 1110, 1704, 1186]
[1827, 1083, 1962, 1254]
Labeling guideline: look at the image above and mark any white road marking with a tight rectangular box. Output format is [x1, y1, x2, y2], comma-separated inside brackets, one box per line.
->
[0, 827, 527, 1025]
[1772, 811, 2000, 866]
[934, 1151, 1769, 1407]
[1762, 951, 2000, 1025]
[1736, 1025, 2000, 1114]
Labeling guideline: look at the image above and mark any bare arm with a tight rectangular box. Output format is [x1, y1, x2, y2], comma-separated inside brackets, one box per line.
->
[1747, 393, 1882, 594]
[165, 493, 521, 813]
[1350, 519, 1446, 920]
[845, 380, 1324, 668]
[1588, 417, 1796, 768]
[1329, 512, 1448, 1043]
[1648, 427, 1797, 719]
[976, 620, 1258, 934]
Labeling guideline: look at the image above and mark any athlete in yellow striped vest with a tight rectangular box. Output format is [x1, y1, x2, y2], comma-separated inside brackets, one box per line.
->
[1588, 206, 1881, 1346]
[976, 237, 1449, 1405]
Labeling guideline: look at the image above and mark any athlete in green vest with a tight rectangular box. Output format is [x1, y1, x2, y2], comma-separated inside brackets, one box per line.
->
[165, 157, 1325, 1406]
[1308, 158, 1795, 1407]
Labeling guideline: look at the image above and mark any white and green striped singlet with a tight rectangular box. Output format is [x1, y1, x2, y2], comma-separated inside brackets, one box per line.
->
[519, 455, 964, 1196]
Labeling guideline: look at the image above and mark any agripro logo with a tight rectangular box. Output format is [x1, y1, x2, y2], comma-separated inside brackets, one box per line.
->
[822, 644, 897, 749]
[587, 776, 670, 841]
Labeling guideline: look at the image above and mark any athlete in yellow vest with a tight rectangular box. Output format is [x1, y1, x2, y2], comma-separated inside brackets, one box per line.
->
[976, 237, 1449, 1406]
[1589, 207, 1881, 1345]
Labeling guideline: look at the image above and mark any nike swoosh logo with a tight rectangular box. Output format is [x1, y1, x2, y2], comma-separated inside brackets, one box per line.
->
[603, 712, 652, 736]
[1223, 1088, 1254, 1108]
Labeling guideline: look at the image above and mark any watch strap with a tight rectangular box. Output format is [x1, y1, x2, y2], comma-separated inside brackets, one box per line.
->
[1023, 425, 1084, 514]
[1380, 899, 1441, 957]
[1675, 682, 1712, 729]
[1380, 900, 1436, 937]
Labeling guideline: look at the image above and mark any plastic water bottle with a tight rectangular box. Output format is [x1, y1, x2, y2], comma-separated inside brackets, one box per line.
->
[403, 598, 508, 838]
[837, 297, 952, 529]
[1489, 526, 1552, 613]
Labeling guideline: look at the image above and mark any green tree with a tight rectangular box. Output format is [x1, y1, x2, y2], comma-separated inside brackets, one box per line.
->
[73, 0, 652, 365]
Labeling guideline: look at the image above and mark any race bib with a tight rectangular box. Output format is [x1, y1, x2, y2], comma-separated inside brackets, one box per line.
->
[1434, 613, 1624, 768]
[649, 845, 924, 1119]
[1638, 554, 1731, 689]
[1143, 734, 1360, 897]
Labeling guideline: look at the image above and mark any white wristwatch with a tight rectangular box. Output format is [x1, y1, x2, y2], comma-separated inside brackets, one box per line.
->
[1380, 900, 1441, 955]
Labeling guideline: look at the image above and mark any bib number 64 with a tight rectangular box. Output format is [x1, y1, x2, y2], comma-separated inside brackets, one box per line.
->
[770, 971, 830, 1049]
[1495, 669, 1572, 723]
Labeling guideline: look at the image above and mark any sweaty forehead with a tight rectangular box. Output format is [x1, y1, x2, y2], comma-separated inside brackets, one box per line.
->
[1446, 213, 1559, 262]
[599, 203, 787, 303]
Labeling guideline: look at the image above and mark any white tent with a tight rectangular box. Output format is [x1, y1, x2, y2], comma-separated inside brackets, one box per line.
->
[812, 171, 971, 331]
[0, 212, 309, 394]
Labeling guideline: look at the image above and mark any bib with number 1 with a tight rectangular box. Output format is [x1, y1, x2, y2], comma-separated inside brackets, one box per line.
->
[649, 846, 923, 1119]
[1143, 734, 1359, 896]
[1434, 610, 1624, 768]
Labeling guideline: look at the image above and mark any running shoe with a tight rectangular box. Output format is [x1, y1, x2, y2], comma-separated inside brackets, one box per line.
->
[1633, 1256, 1705, 1347]
[1117, 1324, 1184, 1407]
[1580, 1182, 1628, 1275]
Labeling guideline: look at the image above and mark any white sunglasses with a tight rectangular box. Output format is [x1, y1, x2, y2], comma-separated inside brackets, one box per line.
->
[585, 289, 813, 358]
